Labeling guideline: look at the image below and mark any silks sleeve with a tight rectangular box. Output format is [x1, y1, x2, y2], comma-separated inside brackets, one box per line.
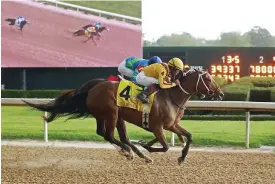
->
[157, 66, 176, 89]
[131, 69, 139, 82]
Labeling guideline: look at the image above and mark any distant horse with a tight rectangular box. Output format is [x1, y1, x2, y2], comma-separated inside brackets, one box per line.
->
[5, 18, 30, 32]
[72, 25, 110, 45]
[23, 69, 224, 165]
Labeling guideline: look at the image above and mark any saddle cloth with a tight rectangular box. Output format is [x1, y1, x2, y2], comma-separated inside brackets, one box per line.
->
[116, 80, 157, 113]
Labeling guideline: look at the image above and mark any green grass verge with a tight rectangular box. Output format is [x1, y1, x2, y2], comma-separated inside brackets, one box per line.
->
[59, 1, 141, 18]
[2, 107, 275, 148]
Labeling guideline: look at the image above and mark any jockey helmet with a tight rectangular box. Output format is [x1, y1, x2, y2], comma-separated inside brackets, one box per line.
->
[95, 22, 102, 25]
[148, 56, 162, 65]
[18, 16, 23, 19]
[168, 58, 184, 71]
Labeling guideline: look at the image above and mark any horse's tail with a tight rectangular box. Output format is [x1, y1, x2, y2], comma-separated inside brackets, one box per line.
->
[72, 29, 83, 36]
[5, 18, 13, 22]
[22, 89, 90, 123]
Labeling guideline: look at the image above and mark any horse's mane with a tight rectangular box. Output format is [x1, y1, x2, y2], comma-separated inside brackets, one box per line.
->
[186, 68, 204, 75]
[176, 68, 202, 82]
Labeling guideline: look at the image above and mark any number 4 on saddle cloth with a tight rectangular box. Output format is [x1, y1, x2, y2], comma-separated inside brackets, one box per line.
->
[116, 80, 157, 128]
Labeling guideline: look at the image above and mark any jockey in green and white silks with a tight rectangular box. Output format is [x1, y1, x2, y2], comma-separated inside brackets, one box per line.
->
[118, 56, 162, 82]
[15, 16, 25, 27]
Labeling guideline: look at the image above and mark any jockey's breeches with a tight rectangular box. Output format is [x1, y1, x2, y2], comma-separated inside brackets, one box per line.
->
[118, 60, 134, 77]
[136, 71, 159, 87]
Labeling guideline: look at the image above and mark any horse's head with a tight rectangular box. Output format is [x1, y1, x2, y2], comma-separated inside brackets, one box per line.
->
[99, 26, 110, 32]
[20, 20, 29, 28]
[178, 69, 224, 101]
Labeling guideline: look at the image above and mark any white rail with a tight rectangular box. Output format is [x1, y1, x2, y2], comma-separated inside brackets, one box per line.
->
[2, 98, 275, 148]
[34, 0, 141, 24]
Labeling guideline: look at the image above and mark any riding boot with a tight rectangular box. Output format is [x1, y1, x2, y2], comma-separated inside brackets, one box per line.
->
[137, 84, 159, 104]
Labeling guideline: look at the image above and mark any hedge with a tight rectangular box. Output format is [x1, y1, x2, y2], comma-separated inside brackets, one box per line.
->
[2, 78, 275, 102]
[1, 90, 67, 98]
[2, 77, 275, 116]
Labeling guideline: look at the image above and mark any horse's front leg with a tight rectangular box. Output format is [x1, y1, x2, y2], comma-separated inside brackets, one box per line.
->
[168, 124, 192, 165]
[140, 127, 169, 153]
[91, 35, 98, 46]
[173, 109, 187, 147]
[139, 133, 184, 147]
[84, 34, 98, 46]
[83, 34, 93, 43]
[138, 138, 158, 147]
[139, 110, 186, 148]
[96, 32, 102, 40]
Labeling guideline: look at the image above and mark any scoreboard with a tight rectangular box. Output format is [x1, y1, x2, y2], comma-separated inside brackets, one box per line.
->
[143, 47, 275, 82]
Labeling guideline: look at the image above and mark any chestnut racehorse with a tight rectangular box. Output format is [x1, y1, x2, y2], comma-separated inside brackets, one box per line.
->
[23, 69, 223, 165]
[72, 26, 109, 45]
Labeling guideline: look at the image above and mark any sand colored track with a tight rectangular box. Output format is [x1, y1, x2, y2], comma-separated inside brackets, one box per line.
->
[1, 1, 142, 67]
[2, 145, 275, 184]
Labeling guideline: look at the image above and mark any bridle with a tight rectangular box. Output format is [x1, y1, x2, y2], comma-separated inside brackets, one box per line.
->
[179, 70, 214, 96]
[169, 69, 217, 109]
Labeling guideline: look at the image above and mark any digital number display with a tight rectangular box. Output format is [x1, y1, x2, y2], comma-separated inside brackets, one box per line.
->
[143, 47, 275, 82]
[249, 55, 275, 77]
[210, 55, 240, 82]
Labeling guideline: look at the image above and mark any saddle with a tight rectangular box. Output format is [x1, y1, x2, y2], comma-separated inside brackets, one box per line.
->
[87, 26, 96, 33]
[107, 75, 145, 89]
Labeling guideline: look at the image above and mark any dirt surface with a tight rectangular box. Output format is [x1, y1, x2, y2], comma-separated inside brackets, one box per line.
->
[2, 146, 275, 184]
[1, 1, 142, 67]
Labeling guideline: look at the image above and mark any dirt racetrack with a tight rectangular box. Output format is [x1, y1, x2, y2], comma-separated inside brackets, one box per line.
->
[2, 146, 275, 184]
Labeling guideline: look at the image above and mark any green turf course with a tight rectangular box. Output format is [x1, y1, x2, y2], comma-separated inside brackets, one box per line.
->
[2, 107, 275, 148]
[60, 1, 141, 18]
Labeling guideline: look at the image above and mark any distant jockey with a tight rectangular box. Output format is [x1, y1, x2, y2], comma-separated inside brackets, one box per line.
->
[15, 16, 25, 27]
[94, 21, 102, 30]
[118, 56, 163, 82]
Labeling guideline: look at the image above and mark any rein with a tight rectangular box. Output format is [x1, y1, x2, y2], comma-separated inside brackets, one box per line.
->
[168, 91, 186, 110]
[168, 70, 213, 110]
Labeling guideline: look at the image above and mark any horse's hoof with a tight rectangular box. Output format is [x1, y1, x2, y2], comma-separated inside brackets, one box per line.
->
[126, 150, 134, 160]
[118, 149, 126, 156]
[144, 156, 153, 163]
[177, 157, 184, 165]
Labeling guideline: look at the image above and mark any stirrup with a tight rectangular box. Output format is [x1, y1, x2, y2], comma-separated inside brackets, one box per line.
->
[137, 93, 149, 104]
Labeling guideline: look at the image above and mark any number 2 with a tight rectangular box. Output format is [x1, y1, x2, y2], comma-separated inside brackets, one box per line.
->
[259, 56, 264, 63]
[119, 85, 131, 100]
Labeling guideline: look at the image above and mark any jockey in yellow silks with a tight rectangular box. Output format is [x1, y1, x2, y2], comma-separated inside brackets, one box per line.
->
[136, 57, 185, 104]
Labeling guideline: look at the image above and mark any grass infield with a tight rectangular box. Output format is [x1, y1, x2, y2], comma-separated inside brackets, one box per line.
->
[2, 107, 275, 148]
[59, 1, 141, 18]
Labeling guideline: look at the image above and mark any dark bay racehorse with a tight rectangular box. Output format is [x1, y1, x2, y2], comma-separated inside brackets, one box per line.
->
[5, 18, 29, 32]
[23, 69, 223, 165]
[72, 25, 110, 45]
